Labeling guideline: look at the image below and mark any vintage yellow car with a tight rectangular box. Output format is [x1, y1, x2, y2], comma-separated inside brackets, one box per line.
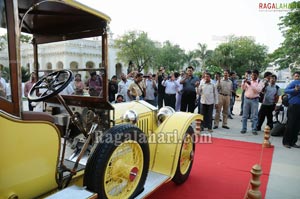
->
[0, 0, 202, 198]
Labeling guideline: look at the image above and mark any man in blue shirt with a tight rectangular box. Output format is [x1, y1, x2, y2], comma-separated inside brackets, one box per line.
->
[257, 74, 281, 131]
[180, 66, 200, 113]
[282, 71, 300, 148]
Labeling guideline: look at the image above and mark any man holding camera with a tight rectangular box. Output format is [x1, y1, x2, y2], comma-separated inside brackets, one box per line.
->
[240, 69, 264, 135]
[157, 66, 166, 108]
[127, 72, 146, 101]
[180, 66, 200, 113]
[144, 72, 157, 106]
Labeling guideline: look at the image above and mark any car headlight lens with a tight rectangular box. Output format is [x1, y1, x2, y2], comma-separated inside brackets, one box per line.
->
[157, 106, 175, 123]
[123, 110, 138, 124]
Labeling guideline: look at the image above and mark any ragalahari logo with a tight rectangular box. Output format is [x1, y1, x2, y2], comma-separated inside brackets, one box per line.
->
[258, 2, 300, 12]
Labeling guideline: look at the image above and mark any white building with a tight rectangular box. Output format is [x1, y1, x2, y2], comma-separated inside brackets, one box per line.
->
[264, 62, 291, 80]
[0, 38, 125, 82]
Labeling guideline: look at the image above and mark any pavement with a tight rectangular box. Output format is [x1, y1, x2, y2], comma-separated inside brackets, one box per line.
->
[201, 100, 300, 199]
[22, 99, 300, 198]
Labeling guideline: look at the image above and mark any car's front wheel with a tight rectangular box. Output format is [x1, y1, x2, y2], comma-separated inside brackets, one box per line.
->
[172, 126, 195, 184]
[84, 124, 149, 199]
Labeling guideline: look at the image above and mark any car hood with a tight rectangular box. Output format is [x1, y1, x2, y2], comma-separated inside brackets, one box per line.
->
[112, 100, 157, 120]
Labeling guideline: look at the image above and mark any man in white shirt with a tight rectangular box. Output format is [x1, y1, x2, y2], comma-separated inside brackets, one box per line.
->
[118, 73, 132, 102]
[162, 73, 180, 109]
[175, 71, 184, 111]
[144, 72, 157, 106]
[198, 72, 218, 132]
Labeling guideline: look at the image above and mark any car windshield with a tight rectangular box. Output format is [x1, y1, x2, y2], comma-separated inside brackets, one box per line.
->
[21, 38, 105, 98]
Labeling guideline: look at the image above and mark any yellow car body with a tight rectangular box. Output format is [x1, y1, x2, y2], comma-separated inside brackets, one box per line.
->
[114, 101, 202, 177]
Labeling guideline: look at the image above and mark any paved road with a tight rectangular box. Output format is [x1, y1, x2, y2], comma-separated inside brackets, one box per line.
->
[202, 100, 300, 199]
[22, 98, 300, 198]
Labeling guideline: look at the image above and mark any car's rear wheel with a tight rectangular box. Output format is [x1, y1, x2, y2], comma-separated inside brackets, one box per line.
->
[84, 124, 149, 199]
[172, 126, 195, 184]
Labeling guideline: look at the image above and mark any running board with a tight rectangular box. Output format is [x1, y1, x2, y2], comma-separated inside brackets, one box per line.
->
[45, 185, 97, 199]
[135, 171, 170, 199]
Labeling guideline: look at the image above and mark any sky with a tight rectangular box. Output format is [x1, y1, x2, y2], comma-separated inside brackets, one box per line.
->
[77, 0, 292, 53]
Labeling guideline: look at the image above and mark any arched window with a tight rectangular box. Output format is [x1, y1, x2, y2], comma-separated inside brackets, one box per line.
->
[57, 61, 63, 70]
[26, 63, 30, 71]
[70, 61, 78, 70]
[86, 61, 95, 69]
[46, 62, 52, 70]
[86, 61, 95, 77]
[32, 62, 40, 71]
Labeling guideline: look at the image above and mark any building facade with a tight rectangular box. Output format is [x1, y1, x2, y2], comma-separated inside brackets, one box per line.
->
[0, 38, 125, 82]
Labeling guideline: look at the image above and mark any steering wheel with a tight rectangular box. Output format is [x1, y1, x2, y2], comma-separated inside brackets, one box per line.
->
[28, 70, 73, 102]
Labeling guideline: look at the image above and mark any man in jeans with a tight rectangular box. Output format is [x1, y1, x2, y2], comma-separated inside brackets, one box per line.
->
[240, 69, 264, 135]
[282, 71, 300, 148]
[257, 74, 280, 131]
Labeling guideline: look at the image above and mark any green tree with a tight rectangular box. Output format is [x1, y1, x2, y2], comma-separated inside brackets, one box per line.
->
[0, 34, 7, 51]
[278, 1, 300, 70]
[266, 46, 290, 70]
[1, 66, 30, 82]
[183, 51, 200, 69]
[205, 65, 223, 75]
[20, 34, 32, 43]
[114, 30, 158, 72]
[194, 43, 209, 72]
[155, 41, 185, 72]
[1, 33, 32, 52]
[210, 36, 268, 76]
[1, 66, 9, 81]
[213, 42, 234, 70]
[21, 66, 31, 82]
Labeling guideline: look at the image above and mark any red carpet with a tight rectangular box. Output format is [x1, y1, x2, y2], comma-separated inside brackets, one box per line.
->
[147, 138, 274, 199]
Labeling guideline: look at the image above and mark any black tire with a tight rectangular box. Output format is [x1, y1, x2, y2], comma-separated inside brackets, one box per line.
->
[172, 126, 195, 184]
[84, 124, 149, 199]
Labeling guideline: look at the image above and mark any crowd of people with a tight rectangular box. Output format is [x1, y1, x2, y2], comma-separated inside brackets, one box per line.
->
[106, 66, 300, 149]
[1, 65, 299, 149]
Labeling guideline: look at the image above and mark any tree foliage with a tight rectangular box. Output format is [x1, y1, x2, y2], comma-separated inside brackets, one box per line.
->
[208, 36, 268, 76]
[20, 34, 32, 43]
[114, 30, 158, 72]
[155, 41, 185, 72]
[182, 51, 200, 70]
[205, 65, 223, 75]
[114, 31, 269, 77]
[194, 43, 210, 71]
[278, 1, 300, 70]
[21, 66, 31, 82]
[1, 66, 30, 82]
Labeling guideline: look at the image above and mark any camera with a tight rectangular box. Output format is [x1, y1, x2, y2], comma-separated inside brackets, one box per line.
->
[247, 74, 251, 80]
